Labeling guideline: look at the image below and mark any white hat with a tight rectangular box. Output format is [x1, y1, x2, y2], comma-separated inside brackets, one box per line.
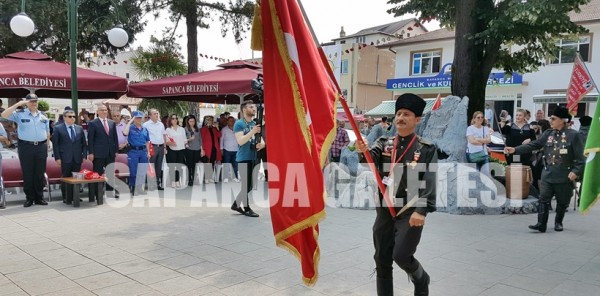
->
[120, 109, 131, 117]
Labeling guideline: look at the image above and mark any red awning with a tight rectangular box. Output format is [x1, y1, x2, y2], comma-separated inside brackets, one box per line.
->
[127, 60, 263, 103]
[0, 51, 128, 99]
[336, 112, 365, 121]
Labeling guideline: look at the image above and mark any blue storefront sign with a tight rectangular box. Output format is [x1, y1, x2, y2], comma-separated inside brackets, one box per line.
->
[387, 63, 523, 90]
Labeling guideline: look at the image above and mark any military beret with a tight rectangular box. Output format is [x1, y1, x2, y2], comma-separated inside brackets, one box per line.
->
[395, 93, 426, 116]
[552, 106, 572, 122]
[579, 115, 592, 127]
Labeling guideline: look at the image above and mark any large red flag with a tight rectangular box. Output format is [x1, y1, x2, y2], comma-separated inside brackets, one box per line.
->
[252, 0, 337, 285]
[567, 54, 595, 115]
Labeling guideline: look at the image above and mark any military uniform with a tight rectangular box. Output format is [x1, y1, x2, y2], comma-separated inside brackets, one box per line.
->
[514, 128, 585, 231]
[361, 93, 436, 296]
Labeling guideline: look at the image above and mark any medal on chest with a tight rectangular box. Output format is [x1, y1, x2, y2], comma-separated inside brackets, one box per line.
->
[410, 150, 421, 169]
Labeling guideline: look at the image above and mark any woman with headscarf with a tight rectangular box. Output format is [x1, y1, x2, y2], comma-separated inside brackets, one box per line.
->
[200, 115, 222, 182]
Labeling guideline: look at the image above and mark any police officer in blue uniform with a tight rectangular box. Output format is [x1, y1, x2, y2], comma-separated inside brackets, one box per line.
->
[1, 94, 50, 207]
[122, 111, 150, 195]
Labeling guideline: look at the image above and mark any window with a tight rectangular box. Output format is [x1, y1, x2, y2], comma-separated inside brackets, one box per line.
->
[355, 36, 366, 44]
[411, 50, 441, 75]
[126, 73, 130, 79]
[550, 35, 591, 64]
[341, 59, 349, 75]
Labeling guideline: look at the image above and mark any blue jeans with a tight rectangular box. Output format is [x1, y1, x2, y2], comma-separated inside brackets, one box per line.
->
[222, 149, 238, 179]
[128, 149, 148, 189]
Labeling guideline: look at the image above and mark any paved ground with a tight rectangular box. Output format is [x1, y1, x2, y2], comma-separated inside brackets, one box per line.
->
[1, 181, 600, 296]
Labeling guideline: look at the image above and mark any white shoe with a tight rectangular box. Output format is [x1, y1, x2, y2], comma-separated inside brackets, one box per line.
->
[223, 178, 229, 183]
[209, 178, 215, 183]
[233, 178, 240, 183]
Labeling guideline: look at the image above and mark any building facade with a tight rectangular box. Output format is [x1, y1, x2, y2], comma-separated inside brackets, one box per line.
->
[384, 2, 600, 127]
[324, 19, 428, 114]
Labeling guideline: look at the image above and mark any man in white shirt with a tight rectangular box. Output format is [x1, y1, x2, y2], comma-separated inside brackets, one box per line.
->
[142, 109, 167, 190]
[220, 116, 239, 182]
[484, 103, 494, 128]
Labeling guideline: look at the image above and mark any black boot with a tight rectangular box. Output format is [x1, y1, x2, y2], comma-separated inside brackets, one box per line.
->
[555, 207, 565, 231]
[409, 263, 430, 296]
[529, 202, 549, 233]
[376, 277, 394, 296]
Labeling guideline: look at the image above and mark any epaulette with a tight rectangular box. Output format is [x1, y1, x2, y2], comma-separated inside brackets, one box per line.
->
[417, 136, 433, 146]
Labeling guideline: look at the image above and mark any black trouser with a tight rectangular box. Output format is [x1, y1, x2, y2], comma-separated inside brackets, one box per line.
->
[235, 160, 255, 208]
[257, 147, 268, 181]
[166, 148, 185, 183]
[92, 155, 115, 194]
[185, 148, 201, 184]
[149, 144, 164, 187]
[18, 141, 47, 202]
[540, 180, 574, 222]
[60, 162, 82, 200]
[373, 201, 423, 280]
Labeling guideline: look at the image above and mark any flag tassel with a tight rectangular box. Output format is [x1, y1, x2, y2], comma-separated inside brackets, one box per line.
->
[250, 1, 264, 51]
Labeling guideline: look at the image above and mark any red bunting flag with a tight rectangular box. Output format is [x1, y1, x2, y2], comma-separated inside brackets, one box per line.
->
[252, 0, 337, 286]
[567, 53, 596, 115]
[431, 93, 442, 111]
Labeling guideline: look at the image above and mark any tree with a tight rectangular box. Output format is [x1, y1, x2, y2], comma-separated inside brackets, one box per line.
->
[132, 37, 189, 118]
[144, 0, 255, 116]
[0, 0, 145, 61]
[388, 0, 590, 120]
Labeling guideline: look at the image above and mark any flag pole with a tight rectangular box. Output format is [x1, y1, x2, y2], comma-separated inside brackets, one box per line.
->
[297, 0, 397, 217]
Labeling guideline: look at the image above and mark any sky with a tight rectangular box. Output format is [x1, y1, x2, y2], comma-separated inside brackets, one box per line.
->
[131, 0, 439, 70]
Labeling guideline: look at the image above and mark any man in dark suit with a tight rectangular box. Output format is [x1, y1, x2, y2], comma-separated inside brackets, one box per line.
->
[87, 105, 118, 197]
[52, 109, 87, 201]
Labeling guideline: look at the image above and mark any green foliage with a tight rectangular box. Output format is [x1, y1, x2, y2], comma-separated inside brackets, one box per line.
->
[131, 39, 188, 117]
[37, 100, 49, 112]
[138, 99, 189, 118]
[147, 0, 255, 44]
[0, 0, 145, 61]
[387, 0, 590, 75]
[131, 37, 188, 81]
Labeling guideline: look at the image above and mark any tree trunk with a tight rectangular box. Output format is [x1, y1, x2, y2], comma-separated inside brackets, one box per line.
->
[451, 0, 505, 124]
[185, 7, 200, 117]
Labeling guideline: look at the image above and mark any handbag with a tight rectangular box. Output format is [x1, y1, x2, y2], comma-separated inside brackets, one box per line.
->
[468, 128, 489, 164]
[468, 150, 488, 164]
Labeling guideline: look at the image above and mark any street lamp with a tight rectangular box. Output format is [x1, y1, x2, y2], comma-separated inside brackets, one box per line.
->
[10, 0, 129, 122]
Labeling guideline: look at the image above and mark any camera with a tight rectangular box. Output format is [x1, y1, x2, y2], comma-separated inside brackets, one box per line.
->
[251, 74, 264, 95]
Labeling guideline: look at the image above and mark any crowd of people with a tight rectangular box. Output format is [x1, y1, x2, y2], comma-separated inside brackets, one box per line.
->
[0, 97, 267, 217]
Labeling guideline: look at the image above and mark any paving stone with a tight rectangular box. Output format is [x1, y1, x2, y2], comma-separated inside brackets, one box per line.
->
[128, 266, 183, 285]
[109, 258, 161, 275]
[16, 275, 78, 296]
[59, 262, 112, 280]
[75, 271, 131, 291]
[148, 275, 207, 295]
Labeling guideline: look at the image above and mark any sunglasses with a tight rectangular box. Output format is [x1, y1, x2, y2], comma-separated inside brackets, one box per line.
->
[65, 115, 76, 118]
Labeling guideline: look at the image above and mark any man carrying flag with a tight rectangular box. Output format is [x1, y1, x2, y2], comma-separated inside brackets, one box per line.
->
[505, 106, 586, 232]
[579, 99, 600, 213]
[356, 93, 438, 296]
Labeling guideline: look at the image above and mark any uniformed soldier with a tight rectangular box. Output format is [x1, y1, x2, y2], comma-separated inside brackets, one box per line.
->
[122, 111, 150, 195]
[356, 93, 437, 296]
[505, 106, 585, 232]
[1, 94, 50, 207]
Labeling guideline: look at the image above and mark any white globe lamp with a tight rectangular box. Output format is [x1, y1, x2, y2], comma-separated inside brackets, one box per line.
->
[10, 13, 35, 37]
[107, 26, 128, 48]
